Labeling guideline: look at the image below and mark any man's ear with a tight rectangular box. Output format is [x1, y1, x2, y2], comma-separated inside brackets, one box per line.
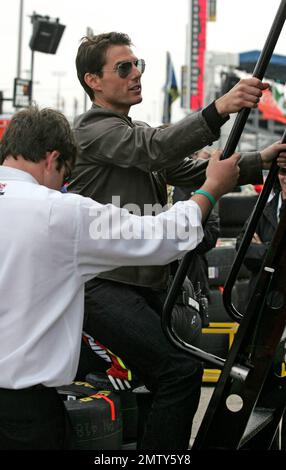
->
[44, 150, 60, 173]
[84, 72, 102, 93]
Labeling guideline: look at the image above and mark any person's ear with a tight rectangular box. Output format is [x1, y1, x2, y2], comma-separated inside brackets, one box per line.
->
[84, 72, 102, 93]
[44, 150, 60, 173]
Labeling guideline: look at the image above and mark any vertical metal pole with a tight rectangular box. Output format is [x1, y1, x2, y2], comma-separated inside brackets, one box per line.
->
[83, 26, 94, 113]
[17, 0, 24, 78]
[221, 0, 286, 159]
[30, 49, 34, 103]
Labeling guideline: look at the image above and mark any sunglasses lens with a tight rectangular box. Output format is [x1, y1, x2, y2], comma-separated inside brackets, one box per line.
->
[118, 62, 133, 78]
[136, 59, 145, 74]
[117, 60, 145, 78]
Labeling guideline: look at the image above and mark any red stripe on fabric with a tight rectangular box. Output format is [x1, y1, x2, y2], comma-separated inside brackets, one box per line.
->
[95, 394, 116, 421]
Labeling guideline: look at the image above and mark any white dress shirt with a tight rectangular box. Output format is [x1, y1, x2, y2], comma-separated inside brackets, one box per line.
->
[0, 167, 203, 389]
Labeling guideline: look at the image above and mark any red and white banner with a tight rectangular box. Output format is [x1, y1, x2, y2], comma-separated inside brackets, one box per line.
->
[189, 0, 207, 110]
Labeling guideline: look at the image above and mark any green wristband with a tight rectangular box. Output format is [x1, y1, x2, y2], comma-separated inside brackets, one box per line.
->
[193, 189, 216, 207]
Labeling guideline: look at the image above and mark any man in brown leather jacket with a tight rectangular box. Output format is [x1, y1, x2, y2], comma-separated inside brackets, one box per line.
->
[69, 32, 286, 449]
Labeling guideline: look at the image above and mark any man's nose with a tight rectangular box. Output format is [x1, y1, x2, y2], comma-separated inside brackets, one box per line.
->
[132, 63, 142, 77]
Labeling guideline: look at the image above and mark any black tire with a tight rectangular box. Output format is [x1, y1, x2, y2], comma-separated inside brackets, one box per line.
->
[57, 380, 98, 400]
[57, 382, 122, 449]
[208, 286, 238, 322]
[85, 372, 114, 391]
[207, 245, 250, 286]
[234, 279, 251, 315]
[219, 194, 258, 227]
[207, 246, 235, 286]
[219, 225, 244, 238]
[119, 392, 138, 443]
[171, 306, 202, 347]
[200, 330, 230, 359]
[85, 372, 139, 444]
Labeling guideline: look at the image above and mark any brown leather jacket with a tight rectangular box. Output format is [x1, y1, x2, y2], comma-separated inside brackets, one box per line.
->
[68, 104, 263, 288]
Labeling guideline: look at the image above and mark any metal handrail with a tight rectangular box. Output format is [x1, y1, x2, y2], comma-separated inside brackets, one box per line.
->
[161, 0, 286, 369]
[223, 130, 286, 322]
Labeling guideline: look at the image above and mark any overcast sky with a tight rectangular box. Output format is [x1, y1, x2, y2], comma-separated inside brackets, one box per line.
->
[1, 0, 285, 122]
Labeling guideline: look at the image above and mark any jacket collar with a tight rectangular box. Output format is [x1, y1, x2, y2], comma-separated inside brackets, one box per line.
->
[91, 103, 133, 123]
[264, 192, 280, 228]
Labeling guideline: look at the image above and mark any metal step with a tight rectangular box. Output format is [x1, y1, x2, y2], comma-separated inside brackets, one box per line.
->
[239, 408, 274, 447]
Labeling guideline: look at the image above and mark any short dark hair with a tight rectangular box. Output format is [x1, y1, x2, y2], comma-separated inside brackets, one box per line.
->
[76, 32, 132, 101]
[0, 107, 78, 172]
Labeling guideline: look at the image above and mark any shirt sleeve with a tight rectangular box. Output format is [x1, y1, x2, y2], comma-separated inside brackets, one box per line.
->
[73, 197, 204, 281]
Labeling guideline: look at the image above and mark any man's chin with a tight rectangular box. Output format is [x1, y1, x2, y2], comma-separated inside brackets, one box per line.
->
[132, 95, 143, 105]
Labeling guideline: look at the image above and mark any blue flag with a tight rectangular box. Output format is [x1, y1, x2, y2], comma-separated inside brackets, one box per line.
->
[162, 51, 179, 124]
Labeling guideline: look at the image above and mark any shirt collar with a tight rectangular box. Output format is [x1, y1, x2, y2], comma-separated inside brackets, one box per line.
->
[0, 166, 39, 185]
[277, 192, 283, 221]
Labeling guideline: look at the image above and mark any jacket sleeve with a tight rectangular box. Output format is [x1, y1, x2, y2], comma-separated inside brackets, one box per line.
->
[195, 210, 220, 254]
[74, 108, 221, 173]
[166, 151, 263, 188]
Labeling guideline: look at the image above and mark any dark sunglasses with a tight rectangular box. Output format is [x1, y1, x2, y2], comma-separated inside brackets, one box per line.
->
[58, 155, 72, 184]
[102, 59, 145, 79]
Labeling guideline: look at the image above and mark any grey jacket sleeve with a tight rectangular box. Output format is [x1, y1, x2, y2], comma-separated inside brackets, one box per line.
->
[165, 152, 263, 188]
[74, 108, 221, 172]
[237, 152, 263, 186]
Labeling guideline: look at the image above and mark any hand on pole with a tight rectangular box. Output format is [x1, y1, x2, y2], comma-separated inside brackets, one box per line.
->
[215, 78, 269, 116]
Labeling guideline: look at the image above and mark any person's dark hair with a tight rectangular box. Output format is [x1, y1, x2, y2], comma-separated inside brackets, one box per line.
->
[0, 106, 78, 173]
[76, 32, 132, 101]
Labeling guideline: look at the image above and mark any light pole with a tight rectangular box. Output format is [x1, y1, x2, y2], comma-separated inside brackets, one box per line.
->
[83, 26, 94, 112]
[29, 13, 66, 104]
[52, 71, 66, 111]
[17, 0, 24, 78]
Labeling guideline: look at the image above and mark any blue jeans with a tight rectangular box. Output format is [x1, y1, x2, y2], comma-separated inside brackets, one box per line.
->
[84, 278, 203, 450]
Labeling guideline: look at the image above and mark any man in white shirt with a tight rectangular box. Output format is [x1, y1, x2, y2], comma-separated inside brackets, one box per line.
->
[0, 106, 284, 450]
